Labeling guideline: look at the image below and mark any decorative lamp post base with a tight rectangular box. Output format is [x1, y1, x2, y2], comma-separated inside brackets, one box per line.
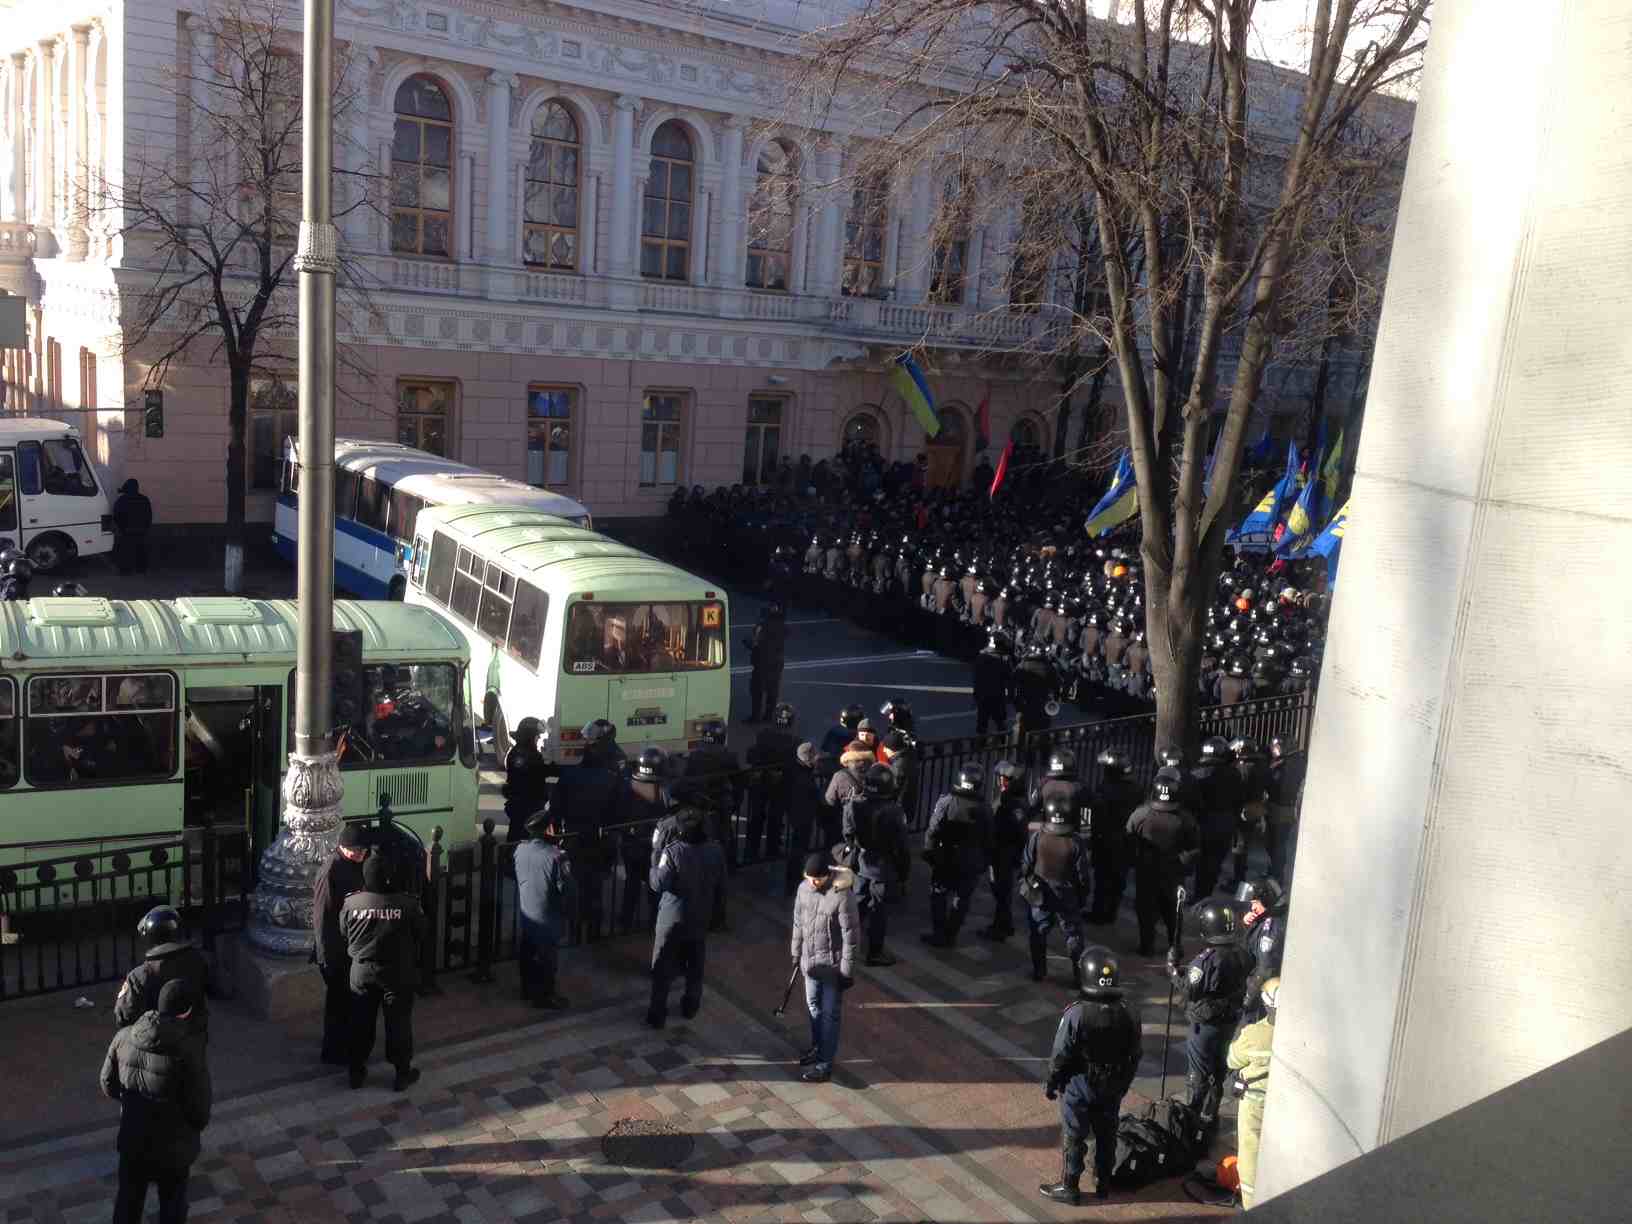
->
[246, 751, 344, 957]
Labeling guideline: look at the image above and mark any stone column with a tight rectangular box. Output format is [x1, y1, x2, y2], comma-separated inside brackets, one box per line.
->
[483, 71, 516, 264]
[806, 139, 843, 299]
[607, 94, 638, 277]
[896, 165, 931, 304]
[716, 116, 746, 289]
[581, 171, 599, 274]
[457, 150, 475, 261]
[63, 24, 90, 258]
[188, 19, 213, 232]
[5, 54, 26, 222]
[340, 45, 376, 249]
[376, 136, 392, 252]
[32, 42, 55, 228]
[1257, 0, 1632, 1203]
[82, 25, 103, 240]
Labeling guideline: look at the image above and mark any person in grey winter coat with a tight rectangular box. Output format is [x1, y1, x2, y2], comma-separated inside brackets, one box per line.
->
[513, 808, 577, 1010]
[101, 979, 212, 1224]
[646, 808, 726, 1028]
[790, 853, 859, 1083]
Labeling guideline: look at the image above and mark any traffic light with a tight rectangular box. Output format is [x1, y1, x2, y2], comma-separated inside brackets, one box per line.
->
[331, 628, 365, 729]
[143, 389, 164, 438]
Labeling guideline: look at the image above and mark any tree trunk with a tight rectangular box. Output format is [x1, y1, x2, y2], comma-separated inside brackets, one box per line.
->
[225, 358, 249, 594]
[1148, 579, 1203, 754]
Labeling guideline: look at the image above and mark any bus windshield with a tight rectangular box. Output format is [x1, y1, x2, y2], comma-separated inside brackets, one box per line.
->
[563, 601, 725, 675]
[293, 663, 462, 768]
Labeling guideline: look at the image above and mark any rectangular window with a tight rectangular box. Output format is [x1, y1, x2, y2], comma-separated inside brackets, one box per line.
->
[742, 396, 784, 486]
[389, 488, 423, 543]
[334, 468, 359, 521]
[397, 379, 454, 457]
[449, 546, 483, 624]
[298, 663, 459, 771]
[355, 476, 392, 533]
[18, 438, 100, 497]
[842, 176, 889, 298]
[0, 677, 16, 790]
[250, 378, 298, 491]
[25, 673, 177, 786]
[526, 386, 574, 488]
[640, 392, 685, 487]
[506, 580, 548, 671]
[929, 239, 968, 304]
[425, 531, 458, 605]
[563, 600, 726, 675]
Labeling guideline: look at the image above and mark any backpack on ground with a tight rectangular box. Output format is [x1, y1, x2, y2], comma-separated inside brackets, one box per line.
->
[1110, 1098, 1205, 1188]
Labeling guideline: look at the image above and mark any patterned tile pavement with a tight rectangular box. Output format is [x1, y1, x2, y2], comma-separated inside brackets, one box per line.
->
[0, 862, 1238, 1223]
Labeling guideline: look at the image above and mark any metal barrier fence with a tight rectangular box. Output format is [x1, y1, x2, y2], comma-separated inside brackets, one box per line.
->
[0, 826, 252, 1000]
[420, 689, 1315, 981]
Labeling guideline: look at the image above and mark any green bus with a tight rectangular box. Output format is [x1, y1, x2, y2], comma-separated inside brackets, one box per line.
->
[403, 506, 730, 761]
[0, 597, 482, 870]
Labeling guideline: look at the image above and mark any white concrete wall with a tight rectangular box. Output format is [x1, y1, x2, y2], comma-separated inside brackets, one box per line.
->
[1257, 0, 1632, 1200]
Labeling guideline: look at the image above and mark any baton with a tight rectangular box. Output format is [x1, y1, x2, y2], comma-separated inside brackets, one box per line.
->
[773, 964, 800, 1016]
[1158, 884, 1187, 1102]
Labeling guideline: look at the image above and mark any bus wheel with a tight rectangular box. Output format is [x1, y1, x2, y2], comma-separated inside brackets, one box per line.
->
[387, 575, 407, 601]
[26, 533, 74, 573]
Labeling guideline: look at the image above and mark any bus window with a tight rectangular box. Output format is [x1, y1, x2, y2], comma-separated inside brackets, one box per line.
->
[476, 563, 514, 645]
[16, 441, 42, 495]
[563, 601, 726, 675]
[29, 438, 100, 497]
[449, 548, 483, 624]
[390, 489, 423, 543]
[425, 532, 458, 604]
[334, 468, 358, 520]
[0, 678, 17, 789]
[356, 476, 391, 533]
[25, 672, 177, 786]
[505, 580, 548, 670]
[314, 663, 458, 769]
[0, 452, 17, 532]
[280, 457, 299, 496]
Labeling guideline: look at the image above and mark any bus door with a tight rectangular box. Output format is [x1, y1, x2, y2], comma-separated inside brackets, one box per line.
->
[183, 685, 282, 848]
[609, 675, 686, 747]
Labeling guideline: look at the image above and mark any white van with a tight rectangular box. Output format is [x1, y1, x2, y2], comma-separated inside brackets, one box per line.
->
[0, 419, 114, 571]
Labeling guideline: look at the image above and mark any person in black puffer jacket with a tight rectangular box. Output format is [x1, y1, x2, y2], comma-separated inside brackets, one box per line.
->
[101, 979, 212, 1224]
[502, 717, 552, 844]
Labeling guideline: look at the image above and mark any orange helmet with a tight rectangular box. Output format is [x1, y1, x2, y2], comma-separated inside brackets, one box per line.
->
[1234, 595, 1252, 612]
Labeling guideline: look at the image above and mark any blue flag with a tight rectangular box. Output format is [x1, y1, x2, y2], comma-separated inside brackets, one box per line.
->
[1229, 441, 1300, 546]
[1084, 449, 1139, 537]
[1311, 498, 1349, 583]
[1276, 448, 1326, 557]
[1243, 431, 1278, 467]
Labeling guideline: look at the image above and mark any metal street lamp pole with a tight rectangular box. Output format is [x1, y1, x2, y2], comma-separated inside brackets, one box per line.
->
[247, 0, 340, 954]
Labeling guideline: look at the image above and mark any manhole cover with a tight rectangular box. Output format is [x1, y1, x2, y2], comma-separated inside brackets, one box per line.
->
[601, 1118, 695, 1169]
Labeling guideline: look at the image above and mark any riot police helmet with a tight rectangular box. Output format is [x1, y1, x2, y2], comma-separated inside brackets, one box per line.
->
[1110, 615, 1131, 636]
[952, 763, 983, 795]
[880, 698, 914, 726]
[1268, 734, 1290, 758]
[1156, 747, 1185, 770]
[1199, 735, 1233, 763]
[983, 633, 1012, 657]
[1230, 736, 1264, 762]
[634, 746, 668, 780]
[993, 759, 1025, 785]
[0, 546, 22, 567]
[863, 763, 898, 797]
[697, 719, 728, 746]
[840, 704, 865, 730]
[937, 564, 954, 579]
[4, 556, 34, 580]
[1077, 946, 1123, 998]
[1046, 748, 1077, 779]
[1289, 655, 1314, 678]
[1196, 899, 1241, 946]
[1226, 653, 1251, 678]
[1095, 748, 1132, 777]
[771, 702, 797, 729]
[1151, 768, 1183, 804]
[1025, 641, 1048, 660]
[52, 582, 90, 597]
[137, 905, 183, 952]
[1041, 795, 1076, 834]
[1235, 876, 1288, 915]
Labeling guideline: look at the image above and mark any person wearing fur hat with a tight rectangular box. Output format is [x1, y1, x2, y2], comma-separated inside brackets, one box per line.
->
[790, 853, 860, 1083]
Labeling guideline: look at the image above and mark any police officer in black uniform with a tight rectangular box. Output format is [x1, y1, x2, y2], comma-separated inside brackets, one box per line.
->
[1228, 736, 1272, 892]
[621, 747, 672, 932]
[1235, 876, 1290, 1024]
[1021, 796, 1091, 984]
[819, 703, 865, 756]
[842, 763, 911, 967]
[980, 760, 1028, 941]
[339, 854, 429, 1091]
[1189, 736, 1241, 899]
[1125, 769, 1200, 955]
[1012, 643, 1056, 738]
[920, 763, 992, 948]
[1087, 750, 1141, 924]
[1166, 899, 1254, 1126]
[310, 824, 370, 1062]
[1038, 946, 1143, 1205]
[646, 808, 727, 1028]
[743, 601, 787, 724]
[1033, 748, 1091, 837]
[972, 635, 1012, 736]
[115, 906, 211, 1047]
[744, 702, 798, 862]
[553, 723, 629, 932]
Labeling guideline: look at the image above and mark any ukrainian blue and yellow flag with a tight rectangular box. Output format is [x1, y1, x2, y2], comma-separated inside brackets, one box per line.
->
[890, 353, 940, 439]
[1084, 449, 1139, 537]
[1229, 441, 1300, 544]
[1311, 498, 1349, 583]
[1276, 448, 1326, 557]
[1320, 428, 1345, 503]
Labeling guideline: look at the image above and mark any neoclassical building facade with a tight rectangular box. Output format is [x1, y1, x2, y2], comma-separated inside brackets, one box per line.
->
[0, 0, 1403, 524]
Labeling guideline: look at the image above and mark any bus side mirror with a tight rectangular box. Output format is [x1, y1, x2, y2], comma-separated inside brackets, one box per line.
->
[458, 726, 477, 769]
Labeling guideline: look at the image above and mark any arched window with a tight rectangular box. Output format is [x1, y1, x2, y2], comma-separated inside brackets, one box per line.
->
[843, 410, 883, 452]
[929, 176, 971, 304]
[642, 120, 693, 282]
[391, 77, 454, 257]
[746, 140, 797, 292]
[1010, 417, 1041, 450]
[842, 172, 889, 298]
[524, 101, 580, 271]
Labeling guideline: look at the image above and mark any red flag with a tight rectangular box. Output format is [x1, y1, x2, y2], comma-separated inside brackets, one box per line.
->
[975, 393, 992, 452]
[989, 439, 1013, 499]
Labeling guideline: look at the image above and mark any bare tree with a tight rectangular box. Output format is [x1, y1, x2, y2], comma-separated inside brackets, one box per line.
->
[106, 0, 376, 590]
[794, 0, 1428, 747]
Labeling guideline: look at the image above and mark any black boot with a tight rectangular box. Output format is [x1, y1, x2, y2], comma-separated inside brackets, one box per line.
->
[1038, 1138, 1084, 1205]
[1029, 933, 1048, 981]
